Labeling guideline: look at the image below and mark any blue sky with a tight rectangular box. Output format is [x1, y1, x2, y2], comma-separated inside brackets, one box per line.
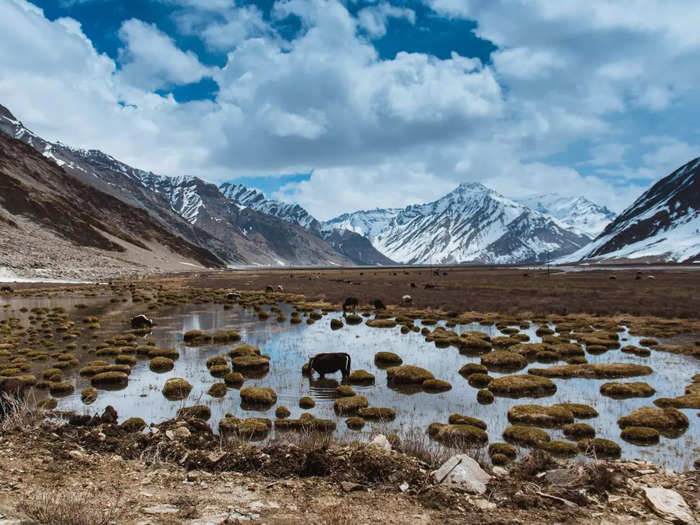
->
[1, 0, 699, 218]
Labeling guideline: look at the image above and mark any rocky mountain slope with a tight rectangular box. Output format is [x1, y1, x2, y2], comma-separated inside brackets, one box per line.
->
[219, 182, 395, 265]
[326, 183, 591, 264]
[0, 104, 356, 268]
[139, 175, 353, 267]
[560, 158, 700, 263]
[516, 193, 615, 237]
[0, 132, 225, 278]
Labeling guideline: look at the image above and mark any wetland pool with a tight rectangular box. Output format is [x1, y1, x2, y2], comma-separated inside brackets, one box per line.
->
[1, 295, 699, 471]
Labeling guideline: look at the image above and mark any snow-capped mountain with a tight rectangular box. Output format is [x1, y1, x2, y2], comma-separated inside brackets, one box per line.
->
[324, 208, 402, 239]
[516, 193, 615, 237]
[326, 183, 590, 264]
[220, 183, 322, 233]
[560, 158, 700, 263]
[219, 182, 395, 265]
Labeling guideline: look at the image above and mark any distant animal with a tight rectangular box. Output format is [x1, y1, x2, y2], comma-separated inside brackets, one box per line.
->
[373, 299, 386, 310]
[307, 353, 352, 378]
[424, 283, 435, 289]
[647, 275, 656, 280]
[277, 284, 284, 292]
[609, 276, 617, 280]
[266, 285, 274, 292]
[0, 286, 12, 293]
[226, 292, 241, 300]
[410, 282, 416, 288]
[343, 297, 359, 311]
[402, 294, 412, 305]
[130, 314, 153, 329]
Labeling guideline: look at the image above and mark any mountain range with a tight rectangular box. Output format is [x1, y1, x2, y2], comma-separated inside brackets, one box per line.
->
[0, 101, 697, 277]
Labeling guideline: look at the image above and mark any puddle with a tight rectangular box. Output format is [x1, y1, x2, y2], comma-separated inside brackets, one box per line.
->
[1, 295, 698, 471]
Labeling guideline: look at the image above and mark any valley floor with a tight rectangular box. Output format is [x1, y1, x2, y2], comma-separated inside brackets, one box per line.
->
[182, 266, 700, 318]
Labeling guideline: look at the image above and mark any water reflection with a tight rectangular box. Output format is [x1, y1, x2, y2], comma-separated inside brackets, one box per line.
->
[1, 296, 698, 471]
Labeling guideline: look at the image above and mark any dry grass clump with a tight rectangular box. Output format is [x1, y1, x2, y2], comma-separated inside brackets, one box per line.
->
[481, 350, 528, 372]
[552, 403, 598, 419]
[219, 416, 272, 440]
[18, 488, 122, 525]
[333, 395, 368, 415]
[374, 351, 402, 367]
[386, 365, 434, 385]
[240, 386, 277, 407]
[427, 422, 488, 447]
[600, 381, 655, 399]
[162, 378, 193, 401]
[348, 369, 375, 385]
[617, 406, 689, 437]
[577, 438, 621, 458]
[357, 407, 396, 421]
[503, 425, 550, 447]
[488, 374, 557, 398]
[528, 363, 652, 379]
[653, 394, 700, 409]
[620, 426, 660, 445]
[507, 404, 574, 427]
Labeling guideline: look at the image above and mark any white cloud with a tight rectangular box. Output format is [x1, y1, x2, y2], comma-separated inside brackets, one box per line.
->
[0, 0, 698, 224]
[357, 2, 415, 38]
[117, 19, 213, 90]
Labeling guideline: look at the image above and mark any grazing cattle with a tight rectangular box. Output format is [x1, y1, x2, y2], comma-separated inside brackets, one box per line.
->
[130, 314, 153, 329]
[226, 292, 241, 300]
[277, 285, 284, 292]
[343, 297, 359, 311]
[402, 294, 412, 305]
[308, 353, 352, 378]
[266, 285, 274, 292]
[373, 299, 386, 310]
[410, 282, 416, 288]
[0, 286, 12, 293]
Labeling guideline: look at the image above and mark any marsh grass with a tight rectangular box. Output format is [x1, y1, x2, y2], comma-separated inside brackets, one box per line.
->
[0, 391, 41, 433]
[17, 488, 123, 525]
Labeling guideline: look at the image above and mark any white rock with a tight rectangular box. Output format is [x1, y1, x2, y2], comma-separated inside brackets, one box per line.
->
[644, 487, 695, 524]
[142, 504, 179, 515]
[431, 454, 491, 495]
[369, 434, 392, 451]
[492, 467, 508, 477]
[399, 482, 409, 492]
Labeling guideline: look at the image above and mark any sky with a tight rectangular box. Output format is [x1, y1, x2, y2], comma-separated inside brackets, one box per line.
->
[1, 0, 699, 220]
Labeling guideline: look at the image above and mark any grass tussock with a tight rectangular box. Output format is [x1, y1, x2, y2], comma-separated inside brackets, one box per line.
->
[0, 392, 42, 433]
[17, 488, 122, 525]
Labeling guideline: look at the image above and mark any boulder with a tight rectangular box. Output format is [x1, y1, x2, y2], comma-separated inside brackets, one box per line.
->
[643, 487, 695, 524]
[431, 454, 491, 495]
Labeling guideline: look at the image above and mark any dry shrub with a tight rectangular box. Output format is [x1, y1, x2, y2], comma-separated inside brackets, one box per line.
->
[18, 488, 122, 525]
[0, 392, 41, 433]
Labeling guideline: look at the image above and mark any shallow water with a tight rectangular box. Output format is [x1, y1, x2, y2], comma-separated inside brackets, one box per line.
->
[2, 295, 698, 471]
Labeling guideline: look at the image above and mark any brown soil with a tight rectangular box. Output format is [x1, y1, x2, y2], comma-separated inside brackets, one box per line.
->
[182, 266, 700, 318]
[0, 413, 698, 524]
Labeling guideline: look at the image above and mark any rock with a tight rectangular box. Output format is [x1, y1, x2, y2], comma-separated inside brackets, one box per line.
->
[399, 482, 409, 492]
[142, 504, 179, 515]
[341, 481, 362, 492]
[644, 487, 695, 524]
[492, 467, 508, 477]
[370, 434, 392, 451]
[431, 454, 491, 495]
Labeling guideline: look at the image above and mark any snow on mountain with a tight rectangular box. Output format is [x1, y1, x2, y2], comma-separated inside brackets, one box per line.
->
[326, 183, 590, 265]
[559, 158, 700, 263]
[323, 208, 402, 238]
[516, 193, 615, 238]
[220, 182, 322, 233]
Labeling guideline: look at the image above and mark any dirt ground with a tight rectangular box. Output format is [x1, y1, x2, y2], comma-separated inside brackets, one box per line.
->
[175, 266, 700, 319]
[0, 413, 698, 525]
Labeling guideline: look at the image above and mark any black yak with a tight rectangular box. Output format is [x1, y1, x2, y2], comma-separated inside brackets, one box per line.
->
[308, 353, 351, 378]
